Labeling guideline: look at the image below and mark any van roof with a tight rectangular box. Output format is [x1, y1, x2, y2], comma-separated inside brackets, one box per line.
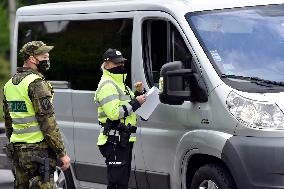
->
[17, 0, 284, 16]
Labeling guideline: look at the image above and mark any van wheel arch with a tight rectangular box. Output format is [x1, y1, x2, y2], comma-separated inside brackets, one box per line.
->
[185, 154, 236, 189]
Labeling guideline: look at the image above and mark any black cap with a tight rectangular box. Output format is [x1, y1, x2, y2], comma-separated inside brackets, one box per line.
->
[103, 48, 127, 64]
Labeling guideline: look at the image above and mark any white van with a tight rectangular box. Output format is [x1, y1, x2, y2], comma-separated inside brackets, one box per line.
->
[7, 0, 284, 188]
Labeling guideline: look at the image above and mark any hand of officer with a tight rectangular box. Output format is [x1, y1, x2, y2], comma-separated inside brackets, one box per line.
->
[134, 82, 144, 93]
[60, 154, 71, 171]
[136, 94, 146, 105]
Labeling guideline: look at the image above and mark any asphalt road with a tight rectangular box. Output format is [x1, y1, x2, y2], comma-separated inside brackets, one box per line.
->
[0, 169, 14, 189]
[0, 123, 13, 188]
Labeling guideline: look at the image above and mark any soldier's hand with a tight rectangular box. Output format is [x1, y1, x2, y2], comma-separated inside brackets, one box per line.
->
[134, 82, 144, 93]
[60, 154, 71, 171]
[136, 94, 146, 105]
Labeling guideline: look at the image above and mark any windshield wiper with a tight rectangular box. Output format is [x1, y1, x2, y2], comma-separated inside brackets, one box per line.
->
[221, 74, 284, 87]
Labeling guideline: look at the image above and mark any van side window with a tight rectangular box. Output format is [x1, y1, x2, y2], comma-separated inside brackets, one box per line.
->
[17, 19, 133, 90]
[142, 20, 192, 87]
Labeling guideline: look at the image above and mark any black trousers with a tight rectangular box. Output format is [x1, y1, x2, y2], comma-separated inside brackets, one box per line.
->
[99, 138, 133, 189]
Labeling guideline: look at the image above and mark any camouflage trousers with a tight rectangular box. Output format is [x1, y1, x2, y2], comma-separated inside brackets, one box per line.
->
[12, 141, 57, 189]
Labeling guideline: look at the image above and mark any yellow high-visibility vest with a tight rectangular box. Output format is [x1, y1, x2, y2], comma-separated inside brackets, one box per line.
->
[95, 69, 137, 145]
[4, 73, 44, 143]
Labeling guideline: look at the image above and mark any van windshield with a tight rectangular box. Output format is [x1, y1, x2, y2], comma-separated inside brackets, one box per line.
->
[186, 4, 284, 84]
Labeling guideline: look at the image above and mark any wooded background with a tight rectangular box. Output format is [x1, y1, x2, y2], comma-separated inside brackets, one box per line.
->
[0, 0, 88, 121]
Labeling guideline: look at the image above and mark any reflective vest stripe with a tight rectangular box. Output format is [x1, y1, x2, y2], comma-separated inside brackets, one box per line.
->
[96, 94, 131, 107]
[130, 133, 136, 138]
[125, 104, 133, 115]
[98, 94, 119, 107]
[13, 125, 40, 135]
[95, 80, 131, 107]
[118, 106, 125, 118]
[96, 80, 124, 98]
[120, 95, 131, 101]
[12, 116, 37, 124]
[98, 106, 128, 119]
[98, 110, 123, 119]
[98, 111, 106, 118]
[99, 126, 104, 133]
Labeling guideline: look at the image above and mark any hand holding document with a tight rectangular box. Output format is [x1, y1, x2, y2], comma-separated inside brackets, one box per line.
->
[136, 87, 160, 120]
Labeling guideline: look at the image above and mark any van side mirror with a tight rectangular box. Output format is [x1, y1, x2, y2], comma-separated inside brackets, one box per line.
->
[159, 61, 192, 105]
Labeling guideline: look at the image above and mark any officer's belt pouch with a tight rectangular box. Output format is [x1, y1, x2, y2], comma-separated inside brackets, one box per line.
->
[107, 135, 120, 143]
[129, 126, 137, 133]
[119, 131, 130, 148]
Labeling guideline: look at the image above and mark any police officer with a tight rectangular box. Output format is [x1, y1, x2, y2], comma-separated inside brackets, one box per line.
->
[3, 41, 71, 189]
[95, 48, 146, 189]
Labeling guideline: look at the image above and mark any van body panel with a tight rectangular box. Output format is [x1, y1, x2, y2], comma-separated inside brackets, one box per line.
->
[73, 163, 137, 188]
[16, 0, 284, 17]
[72, 90, 101, 163]
[209, 84, 239, 133]
[11, 18, 18, 75]
[16, 1, 188, 17]
[53, 89, 75, 160]
[8, 1, 284, 189]
[178, 130, 233, 159]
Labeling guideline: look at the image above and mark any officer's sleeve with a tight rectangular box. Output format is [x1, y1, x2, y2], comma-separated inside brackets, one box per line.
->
[28, 79, 66, 158]
[97, 83, 137, 120]
[2, 93, 13, 141]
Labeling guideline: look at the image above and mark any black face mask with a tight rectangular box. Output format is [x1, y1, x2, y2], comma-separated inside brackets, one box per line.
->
[108, 65, 126, 74]
[36, 59, 50, 73]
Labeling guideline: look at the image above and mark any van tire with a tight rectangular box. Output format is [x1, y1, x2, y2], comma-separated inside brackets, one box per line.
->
[190, 164, 236, 189]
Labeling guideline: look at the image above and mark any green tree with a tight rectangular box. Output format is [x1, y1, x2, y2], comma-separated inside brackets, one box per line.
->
[0, 1, 9, 56]
[1, 0, 81, 121]
[0, 0, 10, 121]
[18, 0, 73, 6]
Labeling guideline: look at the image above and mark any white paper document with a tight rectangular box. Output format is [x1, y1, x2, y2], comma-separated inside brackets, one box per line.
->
[136, 86, 160, 120]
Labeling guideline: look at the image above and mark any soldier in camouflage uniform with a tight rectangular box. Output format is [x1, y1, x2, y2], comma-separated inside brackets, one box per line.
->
[3, 41, 71, 189]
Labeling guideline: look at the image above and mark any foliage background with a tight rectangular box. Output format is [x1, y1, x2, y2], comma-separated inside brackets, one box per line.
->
[0, 0, 77, 121]
[0, 0, 10, 121]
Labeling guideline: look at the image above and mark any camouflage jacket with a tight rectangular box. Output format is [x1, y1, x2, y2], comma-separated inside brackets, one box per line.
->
[3, 67, 66, 158]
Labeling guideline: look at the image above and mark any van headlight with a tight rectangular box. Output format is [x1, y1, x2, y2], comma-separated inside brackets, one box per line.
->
[226, 91, 284, 129]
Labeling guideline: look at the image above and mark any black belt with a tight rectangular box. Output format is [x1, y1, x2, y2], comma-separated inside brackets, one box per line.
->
[100, 123, 137, 133]
[13, 139, 47, 146]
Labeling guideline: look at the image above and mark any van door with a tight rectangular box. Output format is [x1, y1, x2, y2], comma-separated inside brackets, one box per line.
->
[133, 12, 208, 189]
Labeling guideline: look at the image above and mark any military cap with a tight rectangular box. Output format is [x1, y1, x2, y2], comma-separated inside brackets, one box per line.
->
[20, 41, 54, 56]
[103, 48, 127, 64]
